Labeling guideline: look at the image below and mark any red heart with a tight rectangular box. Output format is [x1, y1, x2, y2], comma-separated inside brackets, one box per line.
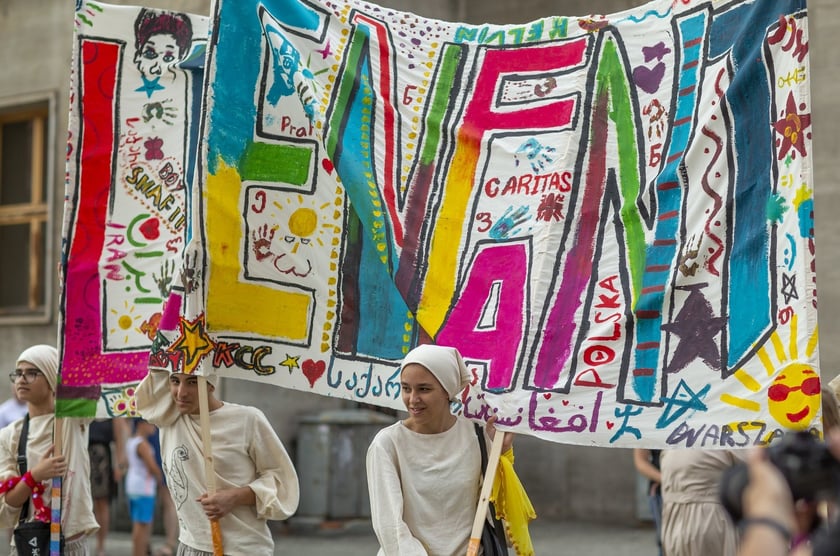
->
[561, 400, 569, 406]
[321, 158, 334, 174]
[301, 359, 326, 387]
[542, 393, 551, 400]
[139, 217, 161, 241]
[606, 421, 615, 430]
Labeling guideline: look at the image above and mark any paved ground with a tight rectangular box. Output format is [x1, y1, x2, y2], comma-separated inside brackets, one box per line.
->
[92, 519, 657, 555]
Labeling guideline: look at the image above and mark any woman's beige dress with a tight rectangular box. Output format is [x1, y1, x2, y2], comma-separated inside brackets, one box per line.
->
[660, 449, 746, 556]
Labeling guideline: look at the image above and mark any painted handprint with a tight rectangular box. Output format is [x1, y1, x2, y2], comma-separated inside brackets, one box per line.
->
[252, 224, 277, 262]
[514, 138, 557, 174]
[297, 79, 317, 123]
[142, 100, 177, 125]
[153, 259, 176, 297]
[489, 205, 531, 239]
[180, 249, 200, 294]
[678, 234, 702, 277]
[643, 99, 668, 140]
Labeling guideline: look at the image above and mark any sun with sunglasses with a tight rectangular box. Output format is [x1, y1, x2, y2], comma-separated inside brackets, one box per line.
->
[767, 362, 822, 430]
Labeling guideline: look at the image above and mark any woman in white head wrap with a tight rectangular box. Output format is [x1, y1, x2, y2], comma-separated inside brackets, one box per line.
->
[366, 344, 508, 556]
[0, 344, 98, 555]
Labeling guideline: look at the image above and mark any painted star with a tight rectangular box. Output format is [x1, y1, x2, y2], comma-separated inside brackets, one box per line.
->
[136, 76, 165, 98]
[656, 379, 710, 429]
[315, 40, 333, 59]
[661, 283, 727, 373]
[281, 354, 301, 373]
[168, 315, 215, 374]
[772, 91, 811, 161]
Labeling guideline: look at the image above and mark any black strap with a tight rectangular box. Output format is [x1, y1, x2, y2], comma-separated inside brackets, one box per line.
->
[17, 414, 30, 526]
[473, 424, 507, 548]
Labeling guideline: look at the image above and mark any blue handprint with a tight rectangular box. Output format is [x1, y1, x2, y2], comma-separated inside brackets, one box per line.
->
[489, 205, 531, 239]
[515, 138, 557, 174]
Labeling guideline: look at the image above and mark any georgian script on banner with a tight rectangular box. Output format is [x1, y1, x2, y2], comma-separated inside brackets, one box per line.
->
[152, 0, 818, 447]
[60, 3, 208, 417]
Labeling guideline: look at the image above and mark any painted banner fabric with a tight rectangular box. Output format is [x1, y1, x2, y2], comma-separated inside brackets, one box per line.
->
[60, 2, 208, 417]
[151, 0, 818, 447]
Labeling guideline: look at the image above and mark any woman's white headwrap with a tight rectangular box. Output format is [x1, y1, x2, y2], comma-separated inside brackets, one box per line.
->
[400, 344, 470, 402]
[16, 344, 59, 393]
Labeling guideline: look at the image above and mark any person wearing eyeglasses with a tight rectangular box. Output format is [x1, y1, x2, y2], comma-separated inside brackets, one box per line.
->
[0, 345, 98, 555]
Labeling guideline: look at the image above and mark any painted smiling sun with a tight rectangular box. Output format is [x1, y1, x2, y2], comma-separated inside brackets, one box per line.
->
[767, 363, 821, 430]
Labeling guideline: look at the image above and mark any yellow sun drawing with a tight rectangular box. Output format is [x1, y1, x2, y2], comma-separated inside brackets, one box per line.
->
[268, 194, 341, 277]
[109, 300, 143, 344]
[721, 314, 820, 433]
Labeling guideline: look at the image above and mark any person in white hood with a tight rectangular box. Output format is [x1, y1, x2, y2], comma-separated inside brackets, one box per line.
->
[0, 344, 98, 555]
[366, 344, 511, 556]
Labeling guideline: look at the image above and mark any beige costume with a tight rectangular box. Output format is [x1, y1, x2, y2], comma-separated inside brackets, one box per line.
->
[367, 418, 482, 556]
[367, 344, 481, 556]
[0, 344, 97, 555]
[136, 371, 299, 555]
[0, 415, 98, 553]
[660, 449, 746, 556]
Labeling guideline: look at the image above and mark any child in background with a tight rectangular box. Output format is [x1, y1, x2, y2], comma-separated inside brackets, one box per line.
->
[125, 418, 163, 556]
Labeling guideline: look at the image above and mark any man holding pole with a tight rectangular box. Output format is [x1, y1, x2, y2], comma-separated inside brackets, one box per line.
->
[136, 370, 299, 555]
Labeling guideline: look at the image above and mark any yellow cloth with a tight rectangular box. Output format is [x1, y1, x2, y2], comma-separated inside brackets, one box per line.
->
[490, 448, 536, 556]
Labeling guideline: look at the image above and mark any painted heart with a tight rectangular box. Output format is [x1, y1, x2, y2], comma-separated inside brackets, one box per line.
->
[321, 158, 334, 174]
[542, 393, 552, 400]
[632, 62, 666, 94]
[561, 400, 569, 406]
[301, 358, 326, 387]
[606, 421, 615, 430]
[139, 217, 161, 240]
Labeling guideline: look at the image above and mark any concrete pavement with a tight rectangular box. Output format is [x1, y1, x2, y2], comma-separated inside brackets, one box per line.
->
[92, 519, 657, 555]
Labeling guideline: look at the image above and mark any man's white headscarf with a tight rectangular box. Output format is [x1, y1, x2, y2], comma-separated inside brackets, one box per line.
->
[400, 344, 470, 402]
[16, 344, 59, 393]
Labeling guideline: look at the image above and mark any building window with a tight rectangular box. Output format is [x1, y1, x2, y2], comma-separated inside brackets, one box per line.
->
[0, 101, 50, 319]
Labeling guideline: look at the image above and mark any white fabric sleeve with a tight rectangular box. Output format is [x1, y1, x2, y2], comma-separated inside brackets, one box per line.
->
[246, 409, 300, 521]
[135, 370, 180, 427]
[0, 421, 22, 529]
[366, 440, 428, 556]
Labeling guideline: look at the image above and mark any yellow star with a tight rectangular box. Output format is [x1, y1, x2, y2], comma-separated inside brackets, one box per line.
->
[169, 315, 215, 374]
[281, 354, 301, 373]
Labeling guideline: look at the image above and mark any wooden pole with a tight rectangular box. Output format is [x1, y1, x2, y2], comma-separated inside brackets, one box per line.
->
[466, 431, 506, 556]
[50, 417, 63, 556]
[198, 376, 224, 556]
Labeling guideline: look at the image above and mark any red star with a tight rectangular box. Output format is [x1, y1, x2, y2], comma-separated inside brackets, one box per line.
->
[772, 92, 811, 161]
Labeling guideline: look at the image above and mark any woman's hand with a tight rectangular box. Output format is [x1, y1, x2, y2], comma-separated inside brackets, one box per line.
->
[486, 415, 515, 454]
[30, 445, 67, 482]
[741, 448, 796, 530]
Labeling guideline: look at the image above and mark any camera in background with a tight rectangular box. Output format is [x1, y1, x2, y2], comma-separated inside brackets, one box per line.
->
[719, 431, 840, 522]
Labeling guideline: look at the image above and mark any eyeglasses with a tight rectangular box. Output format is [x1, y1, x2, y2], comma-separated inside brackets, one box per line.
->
[9, 369, 42, 384]
[768, 376, 821, 402]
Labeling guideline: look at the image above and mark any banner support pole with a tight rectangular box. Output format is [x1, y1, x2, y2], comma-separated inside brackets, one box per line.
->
[198, 375, 224, 556]
[466, 431, 506, 556]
